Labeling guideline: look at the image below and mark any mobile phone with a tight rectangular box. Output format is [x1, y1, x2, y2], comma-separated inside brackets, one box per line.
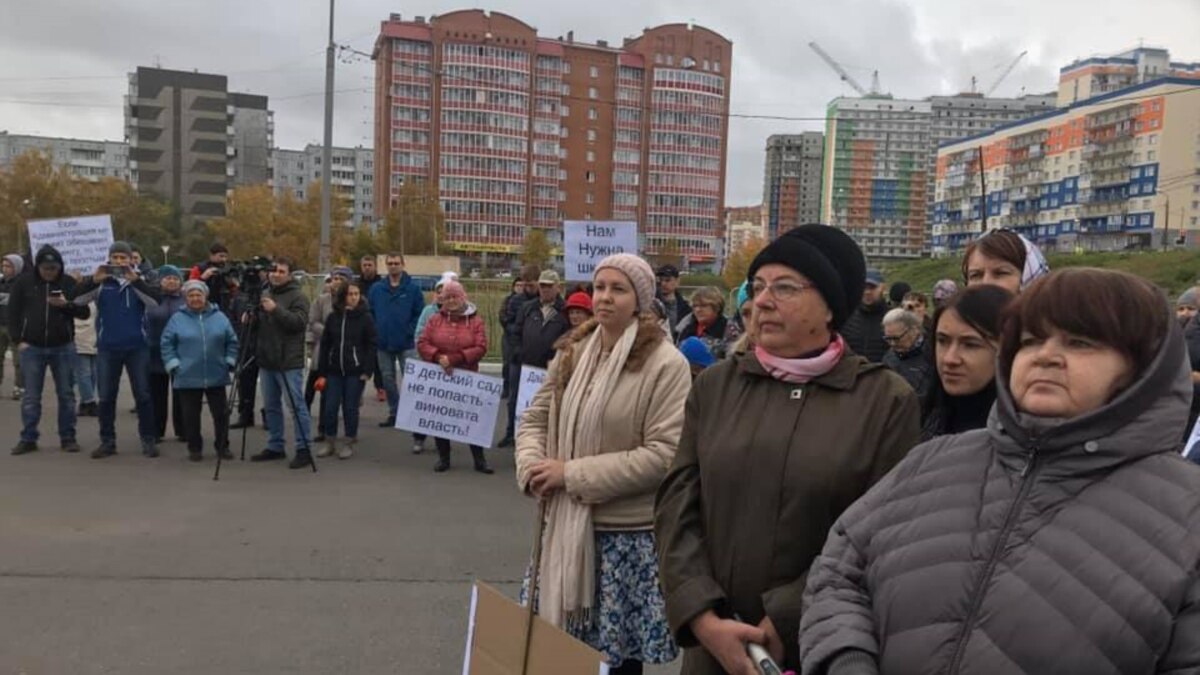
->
[104, 265, 127, 276]
[49, 289, 64, 298]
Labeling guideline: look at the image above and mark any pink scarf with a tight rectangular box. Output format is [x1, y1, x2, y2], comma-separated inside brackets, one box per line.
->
[755, 334, 845, 384]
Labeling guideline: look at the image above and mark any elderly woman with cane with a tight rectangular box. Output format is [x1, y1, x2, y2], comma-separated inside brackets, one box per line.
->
[516, 254, 692, 674]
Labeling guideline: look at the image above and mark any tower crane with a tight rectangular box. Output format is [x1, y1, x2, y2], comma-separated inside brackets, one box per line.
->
[985, 50, 1028, 96]
[809, 42, 882, 96]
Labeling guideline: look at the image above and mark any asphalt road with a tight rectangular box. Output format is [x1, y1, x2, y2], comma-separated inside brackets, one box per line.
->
[0, 372, 681, 674]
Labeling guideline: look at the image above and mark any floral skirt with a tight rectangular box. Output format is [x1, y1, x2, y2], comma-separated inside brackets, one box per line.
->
[521, 529, 679, 668]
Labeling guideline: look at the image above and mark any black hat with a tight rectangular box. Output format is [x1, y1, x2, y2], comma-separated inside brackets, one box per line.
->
[889, 281, 912, 306]
[747, 224, 866, 329]
[656, 264, 680, 278]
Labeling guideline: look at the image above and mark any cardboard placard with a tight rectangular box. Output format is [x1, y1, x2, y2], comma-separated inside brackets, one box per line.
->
[463, 582, 608, 675]
[394, 360, 503, 447]
[563, 221, 637, 281]
[513, 366, 547, 435]
[27, 214, 114, 275]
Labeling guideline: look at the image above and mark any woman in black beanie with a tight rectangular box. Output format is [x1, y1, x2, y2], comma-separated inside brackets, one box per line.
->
[655, 224, 922, 675]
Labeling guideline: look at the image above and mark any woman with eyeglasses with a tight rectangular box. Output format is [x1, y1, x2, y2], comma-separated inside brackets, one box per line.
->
[921, 284, 1014, 440]
[962, 228, 1049, 294]
[656, 225, 921, 675]
[673, 287, 729, 359]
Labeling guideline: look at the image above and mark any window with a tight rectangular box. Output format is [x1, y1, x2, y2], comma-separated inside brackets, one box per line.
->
[586, 171, 595, 183]
[588, 87, 598, 100]
[1148, 150, 1157, 161]
[586, 192, 594, 204]
[561, 105, 570, 117]
[588, 107, 598, 121]
[586, 150, 595, 162]
[1148, 135, 1158, 146]
[589, 65, 598, 78]
[587, 129, 597, 142]
[563, 61, 571, 74]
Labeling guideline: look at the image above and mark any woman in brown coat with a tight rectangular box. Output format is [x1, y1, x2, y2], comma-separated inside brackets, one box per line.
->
[655, 225, 921, 675]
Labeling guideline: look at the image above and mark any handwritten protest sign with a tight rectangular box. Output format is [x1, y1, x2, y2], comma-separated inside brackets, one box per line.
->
[514, 366, 547, 435]
[563, 221, 637, 281]
[27, 214, 114, 275]
[395, 360, 503, 448]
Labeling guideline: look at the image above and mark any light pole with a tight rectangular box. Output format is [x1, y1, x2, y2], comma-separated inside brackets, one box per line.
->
[318, 0, 335, 272]
[161, 244, 171, 266]
[19, 198, 33, 255]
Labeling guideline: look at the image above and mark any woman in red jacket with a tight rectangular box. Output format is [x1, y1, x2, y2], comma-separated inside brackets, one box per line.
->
[417, 280, 492, 474]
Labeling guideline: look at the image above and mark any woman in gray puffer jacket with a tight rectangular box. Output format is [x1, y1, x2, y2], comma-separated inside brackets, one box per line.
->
[801, 268, 1200, 675]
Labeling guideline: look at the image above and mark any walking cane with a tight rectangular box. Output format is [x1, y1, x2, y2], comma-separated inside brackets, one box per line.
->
[519, 500, 548, 675]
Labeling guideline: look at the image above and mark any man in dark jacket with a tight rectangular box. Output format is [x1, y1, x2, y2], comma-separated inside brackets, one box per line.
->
[9, 245, 89, 455]
[500, 270, 570, 447]
[74, 241, 162, 459]
[881, 308, 934, 399]
[498, 277, 525, 400]
[496, 267, 540, 446]
[656, 265, 692, 341]
[189, 243, 233, 312]
[354, 254, 387, 402]
[249, 256, 314, 469]
[367, 253, 425, 427]
[0, 253, 26, 400]
[841, 268, 889, 363]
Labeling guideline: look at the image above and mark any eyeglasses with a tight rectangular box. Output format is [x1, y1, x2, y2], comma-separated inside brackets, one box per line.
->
[751, 279, 815, 301]
[882, 327, 913, 343]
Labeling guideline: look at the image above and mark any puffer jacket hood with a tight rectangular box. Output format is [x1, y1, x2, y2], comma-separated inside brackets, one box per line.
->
[33, 245, 65, 277]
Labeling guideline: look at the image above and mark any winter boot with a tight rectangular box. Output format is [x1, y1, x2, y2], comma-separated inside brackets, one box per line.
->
[471, 447, 494, 475]
[433, 446, 451, 473]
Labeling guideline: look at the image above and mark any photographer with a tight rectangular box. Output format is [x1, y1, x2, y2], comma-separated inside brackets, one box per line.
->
[189, 243, 232, 310]
[249, 257, 314, 470]
[74, 241, 162, 459]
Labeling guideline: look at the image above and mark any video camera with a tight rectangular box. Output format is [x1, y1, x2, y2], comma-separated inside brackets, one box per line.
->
[211, 255, 273, 305]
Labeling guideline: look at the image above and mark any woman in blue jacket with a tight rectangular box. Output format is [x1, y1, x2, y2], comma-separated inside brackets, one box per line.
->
[161, 280, 240, 462]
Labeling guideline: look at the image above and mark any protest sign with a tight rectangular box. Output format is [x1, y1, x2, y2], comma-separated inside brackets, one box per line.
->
[462, 582, 608, 675]
[27, 214, 114, 275]
[394, 360, 503, 448]
[513, 366, 547, 435]
[563, 221, 637, 281]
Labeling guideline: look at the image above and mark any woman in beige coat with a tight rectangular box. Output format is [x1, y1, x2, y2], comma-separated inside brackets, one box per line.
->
[516, 253, 692, 675]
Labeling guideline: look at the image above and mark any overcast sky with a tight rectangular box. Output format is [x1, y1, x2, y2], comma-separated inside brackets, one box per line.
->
[2, 0, 1197, 206]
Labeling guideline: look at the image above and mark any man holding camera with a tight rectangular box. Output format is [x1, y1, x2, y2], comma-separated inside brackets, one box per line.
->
[9, 245, 89, 455]
[250, 257, 314, 469]
[74, 241, 162, 459]
[189, 243, 232, 310]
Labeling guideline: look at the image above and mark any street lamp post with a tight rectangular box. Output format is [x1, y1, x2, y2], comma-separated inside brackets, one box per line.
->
[161, 245, 171, 266]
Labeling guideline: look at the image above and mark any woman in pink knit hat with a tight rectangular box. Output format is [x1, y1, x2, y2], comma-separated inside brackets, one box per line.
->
[516, 254, 691, 674]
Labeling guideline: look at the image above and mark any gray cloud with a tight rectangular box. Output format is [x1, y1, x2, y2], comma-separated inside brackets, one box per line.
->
[1, 0, 1196, 206]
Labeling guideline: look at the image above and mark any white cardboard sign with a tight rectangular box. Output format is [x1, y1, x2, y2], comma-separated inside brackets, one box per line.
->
[514, 366, 547, 435]
[27, 214, 115, 275]
[562, 221, 637, 281]
[395, 360, 503, 448]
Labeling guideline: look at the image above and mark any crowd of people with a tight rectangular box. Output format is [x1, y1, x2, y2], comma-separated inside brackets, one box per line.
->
[4, 224, 1200, 674]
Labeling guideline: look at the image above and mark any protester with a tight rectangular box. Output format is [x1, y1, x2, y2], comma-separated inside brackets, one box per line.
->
[356, 254, 386, 402]
[250, 257, 314, 469]
[962, 227, 1049, 294]
[721, 281, 752, 356]
[840, 267, 889, 362]
[921, 284, 1014, 440]
[655, 225, 921, 674]
[130, 246, 159, 286]
[679, 336, 715, 379]
[901, 291, 932, 334]
[887, 281, 911, 308]
[417, 280, 490, 473]
[161, 280, 239, 462]
[931, 278, 959, 309]
[881, 308, 934, 399]
[228, 273, 262, 430]
[502, 270, 569, 448]
[656, 264, 691, 341]
[306, 268, 352, 442]
[501, 265, 540, 410]
[673, 287, 728, 361]
[1177, 286, 1199, 325]
[74, 241, 161, 459]
[0, 254, 25, 400]
[368, 253, 424, 428]
[190, 243, 233, 310]
[415, 271, 459, 340]
[317, 281, 377, 460]
[1180, 287, 1200, 434]
[73, 300, 98, 417]
[564, 291, 593, 328]
[499, 276, 527, 398]
[800, 268, 1200, 675]
[8, 245, 89, 455]
[518, 253, 692, 674]
[146, 265, 186, 442]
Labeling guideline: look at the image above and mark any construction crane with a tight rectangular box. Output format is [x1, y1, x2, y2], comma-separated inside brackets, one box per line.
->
[985, 50, 1028, 96]
[809, 41, 881, 96]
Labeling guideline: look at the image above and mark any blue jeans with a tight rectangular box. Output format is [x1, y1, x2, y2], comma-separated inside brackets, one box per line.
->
[75, 353, 97, 404]
[378, 348, 416, 416]
[321, 375, 366, 439]
[261, 368, 313, 452]
[19, 344, 77, 443]
[97, 347, 155, 445]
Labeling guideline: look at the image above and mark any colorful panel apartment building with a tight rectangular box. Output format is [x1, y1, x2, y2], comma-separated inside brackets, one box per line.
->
[372, 11, 732, 267]
[763, 132, 823, 239]
[1058, 47, 1200, 106]
[933, 78, 1200, 255]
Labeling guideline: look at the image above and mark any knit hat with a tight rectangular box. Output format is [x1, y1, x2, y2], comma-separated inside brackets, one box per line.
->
[435, 271, 459, 289]
[158, 264, 182, 280]
[3, 254, 24, 276]
[594, 253, 656, 313]
[889, 281, 912, 306]
[735, 280, 751, 310]
[182, 280, 209, 297]
[441, 280, 467, 301]
[933, 279, 959, 304]
[331, 266, 354, 280]
[565, 291, 593, 314]
[747, 224, 866, 330]
[109, 241, 133, 256]
[679, 337, 716, 369]
[1178, 288, 1200, 308]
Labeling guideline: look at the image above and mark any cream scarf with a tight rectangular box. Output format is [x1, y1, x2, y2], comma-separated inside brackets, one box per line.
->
[537, 319, 640, 630]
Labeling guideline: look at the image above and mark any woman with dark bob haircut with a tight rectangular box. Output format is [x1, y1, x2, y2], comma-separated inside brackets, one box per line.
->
[801, 268, 1200, 675]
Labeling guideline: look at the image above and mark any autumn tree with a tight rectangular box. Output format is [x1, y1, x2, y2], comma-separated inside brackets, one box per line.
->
[343, 224, 383, 267]
[521, 227, 552, 268]
[722, 235, 767, 288]
[207, 182, 349, 271]
[381, 180, 445, 256]
[0, 151, 82, 255]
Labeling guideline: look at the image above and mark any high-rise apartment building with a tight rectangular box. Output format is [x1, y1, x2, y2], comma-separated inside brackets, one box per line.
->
[933, 78, 1200, 254]
[723, 204, 765, 255]
[272, 144, 375, 227]
[125, 67, 273, 225]
[763, 133, 824, 238]
[1058, 47, 1200, 107]
[0, 131, 129, 181]
[372, 10, 732, 268]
